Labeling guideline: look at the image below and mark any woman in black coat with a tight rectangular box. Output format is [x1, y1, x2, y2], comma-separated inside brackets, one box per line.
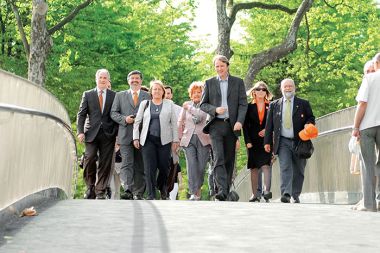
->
[243, 81, 273, 202]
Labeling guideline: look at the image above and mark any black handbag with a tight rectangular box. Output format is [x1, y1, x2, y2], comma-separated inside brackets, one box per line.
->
[295, 140, 314, 159]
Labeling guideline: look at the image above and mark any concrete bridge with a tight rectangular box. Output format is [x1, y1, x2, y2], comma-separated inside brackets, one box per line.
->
[0, 69, 378, 252]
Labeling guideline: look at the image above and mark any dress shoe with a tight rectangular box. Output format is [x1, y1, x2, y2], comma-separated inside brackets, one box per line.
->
[105, 187, 112, 199]
[263, 192, 272, 202]
[160, 190, 169, 200]
[280, 193, 291, 203]
[84, 187, 96, 199]
[120, 189, 133, 200]
[215, 192, 226, 201]
[96, 193, 107, 200]
[292, 196, 300, 203]
[249, 196, 260, 202]
[133, 194, 143, 200]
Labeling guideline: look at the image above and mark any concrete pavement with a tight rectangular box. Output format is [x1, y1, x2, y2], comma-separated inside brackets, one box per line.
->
[0, 200, 379, 253]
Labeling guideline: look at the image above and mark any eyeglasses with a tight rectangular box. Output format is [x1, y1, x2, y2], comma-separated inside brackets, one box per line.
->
[254, 88, 267, 92]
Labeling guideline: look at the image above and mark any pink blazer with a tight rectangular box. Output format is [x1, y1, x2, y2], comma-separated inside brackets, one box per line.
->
[178, 102, 211, 148]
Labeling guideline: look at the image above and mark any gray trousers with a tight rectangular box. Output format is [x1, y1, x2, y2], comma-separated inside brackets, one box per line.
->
[209, 120, 237, 196]
[359, 126, 380, 210]
[184, 134, 211, 194]
[120, 143, 145, 195]
[277, 137, 306, 198]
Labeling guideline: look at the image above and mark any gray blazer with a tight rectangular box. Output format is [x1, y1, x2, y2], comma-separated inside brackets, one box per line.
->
[200, 75, 248, 135]
[111, 90, 151, 145]
[133, 99, 179, 146]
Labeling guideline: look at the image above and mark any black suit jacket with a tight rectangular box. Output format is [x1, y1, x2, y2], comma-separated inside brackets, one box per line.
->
[264, 96, 315, 155]
[77, 88, 118, 142]
[200, 75, 248, 136]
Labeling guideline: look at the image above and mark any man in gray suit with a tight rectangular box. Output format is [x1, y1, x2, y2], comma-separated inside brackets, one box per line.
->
[111, 70, 151, 200]
[77, 69, 118, 199]
[200, 55, 248, 201]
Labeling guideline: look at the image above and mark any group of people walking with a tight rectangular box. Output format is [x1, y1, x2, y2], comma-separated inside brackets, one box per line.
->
[77, 54, 318, 203]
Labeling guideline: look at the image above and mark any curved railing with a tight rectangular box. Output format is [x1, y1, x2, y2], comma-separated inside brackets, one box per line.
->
[234, 106, 361, 204]
[0, 69, 77, 214]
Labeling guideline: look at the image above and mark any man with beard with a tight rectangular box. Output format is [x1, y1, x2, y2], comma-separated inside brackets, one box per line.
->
[111, 70, 150, 200]
[264, 78, 315, 203]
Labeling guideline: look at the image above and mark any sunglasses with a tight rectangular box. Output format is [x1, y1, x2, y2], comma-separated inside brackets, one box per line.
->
[254, 88, 267, 92]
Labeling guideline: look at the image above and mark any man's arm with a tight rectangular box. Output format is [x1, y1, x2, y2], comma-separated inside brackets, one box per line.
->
[200, 80, 217, 117]
[352, 101, 367, 137]
[111, 92, 127, 126]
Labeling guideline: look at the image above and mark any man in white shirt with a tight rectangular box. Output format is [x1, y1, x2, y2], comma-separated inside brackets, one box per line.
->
[352, 53, 380, 211]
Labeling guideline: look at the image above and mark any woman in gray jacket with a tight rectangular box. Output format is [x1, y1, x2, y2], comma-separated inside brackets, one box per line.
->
[133, 80, 179, 200]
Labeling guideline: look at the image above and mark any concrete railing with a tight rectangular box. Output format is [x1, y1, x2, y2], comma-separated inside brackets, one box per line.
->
[234, 106, 361, 204]
[0, 69, 77, 215]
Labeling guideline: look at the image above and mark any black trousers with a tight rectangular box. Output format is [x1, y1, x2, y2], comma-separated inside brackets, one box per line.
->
[141, 135, 171, 199]
[209, 119, 237, 196]
[83, 129, 115, 195]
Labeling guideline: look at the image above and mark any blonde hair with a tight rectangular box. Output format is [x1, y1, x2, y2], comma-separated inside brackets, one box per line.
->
[247, 81, 273, 102]
[149, 80, 166, 99]
[188, 81, 204, 98]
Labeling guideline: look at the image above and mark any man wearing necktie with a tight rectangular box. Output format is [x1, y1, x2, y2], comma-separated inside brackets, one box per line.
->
[264, 79, 315, 203]
[111, 70, 151, 200]
[77, 69, 118, 199]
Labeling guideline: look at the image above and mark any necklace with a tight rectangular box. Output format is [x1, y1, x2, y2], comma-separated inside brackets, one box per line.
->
[152, 102, 161, 112]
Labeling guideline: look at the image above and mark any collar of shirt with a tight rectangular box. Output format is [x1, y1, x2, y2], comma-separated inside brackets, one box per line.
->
[217, 75, 229, 82]
[129, 89, 140, 96]
[283, 96, 294, 104]
[97, 87, 107, 95]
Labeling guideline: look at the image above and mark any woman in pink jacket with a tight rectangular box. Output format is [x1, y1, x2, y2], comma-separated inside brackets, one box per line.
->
[178, 82, 211, 200]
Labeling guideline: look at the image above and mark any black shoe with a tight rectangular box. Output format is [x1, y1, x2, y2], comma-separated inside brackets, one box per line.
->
[293, 196, 300, 203]
[84, 187, 96, 199]
[249, 196, 260, 202]
[120, 189, 133, 200]
[281, 193, 291, 203]
[105, 187, 112, 199]
[133, 194, 143, 200]
[263, 192, 272, 202]
[215, 192, 226, 201]
[96, 193, 106, 200]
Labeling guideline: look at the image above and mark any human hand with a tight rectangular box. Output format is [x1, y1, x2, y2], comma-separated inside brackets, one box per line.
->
[264, 144, 271, 153]
[215, 107, 227, 115]
[233, 122, 242, 131]
[258, 129, 265, 137]
[246, 143, 252, 149]
[182, 101, 191, 110]
[133, 140, 140, 149]
[126, 115, 135, 124]
[77, 133, 85, 143]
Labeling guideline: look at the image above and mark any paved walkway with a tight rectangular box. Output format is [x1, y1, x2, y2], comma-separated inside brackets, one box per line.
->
[0, 200, 379, 253]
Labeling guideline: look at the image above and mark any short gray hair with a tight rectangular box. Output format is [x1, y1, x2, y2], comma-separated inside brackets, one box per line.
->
[95, 69, 110, 83]
[373, 53, 380, 63]
[280, 78, 295, 87]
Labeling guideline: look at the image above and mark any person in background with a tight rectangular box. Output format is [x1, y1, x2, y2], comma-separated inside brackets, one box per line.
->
[243, 81, 273, 202]
[352, 53, 380, 212]
[133, 80, 179, 200]
[77, 69, 117, 199]
[200, 55, 248, 201]
[264, 78, 315, 203]
[111, 70, 150, 200]
[178, 82, 211, 200]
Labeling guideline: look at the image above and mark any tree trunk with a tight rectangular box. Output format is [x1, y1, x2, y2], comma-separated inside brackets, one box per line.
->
[216, 0, 232, 59]
[28, 0, 50, 86]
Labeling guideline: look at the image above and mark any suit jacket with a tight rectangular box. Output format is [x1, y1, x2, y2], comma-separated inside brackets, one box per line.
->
[77, 88, 118, 142]
[133, 99, 179, 146]
[111, 89, 151, 145]
[264, 96, 315, 155]
[178, 102, 211, 147]
[200, 75, 248, 136]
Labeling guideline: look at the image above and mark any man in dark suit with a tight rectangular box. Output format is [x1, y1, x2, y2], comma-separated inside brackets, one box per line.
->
[77, 69, 118, 199]
[200, 55, 248, 201]
[111, 70, 150, 200]
[264, 78, 315, 203]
